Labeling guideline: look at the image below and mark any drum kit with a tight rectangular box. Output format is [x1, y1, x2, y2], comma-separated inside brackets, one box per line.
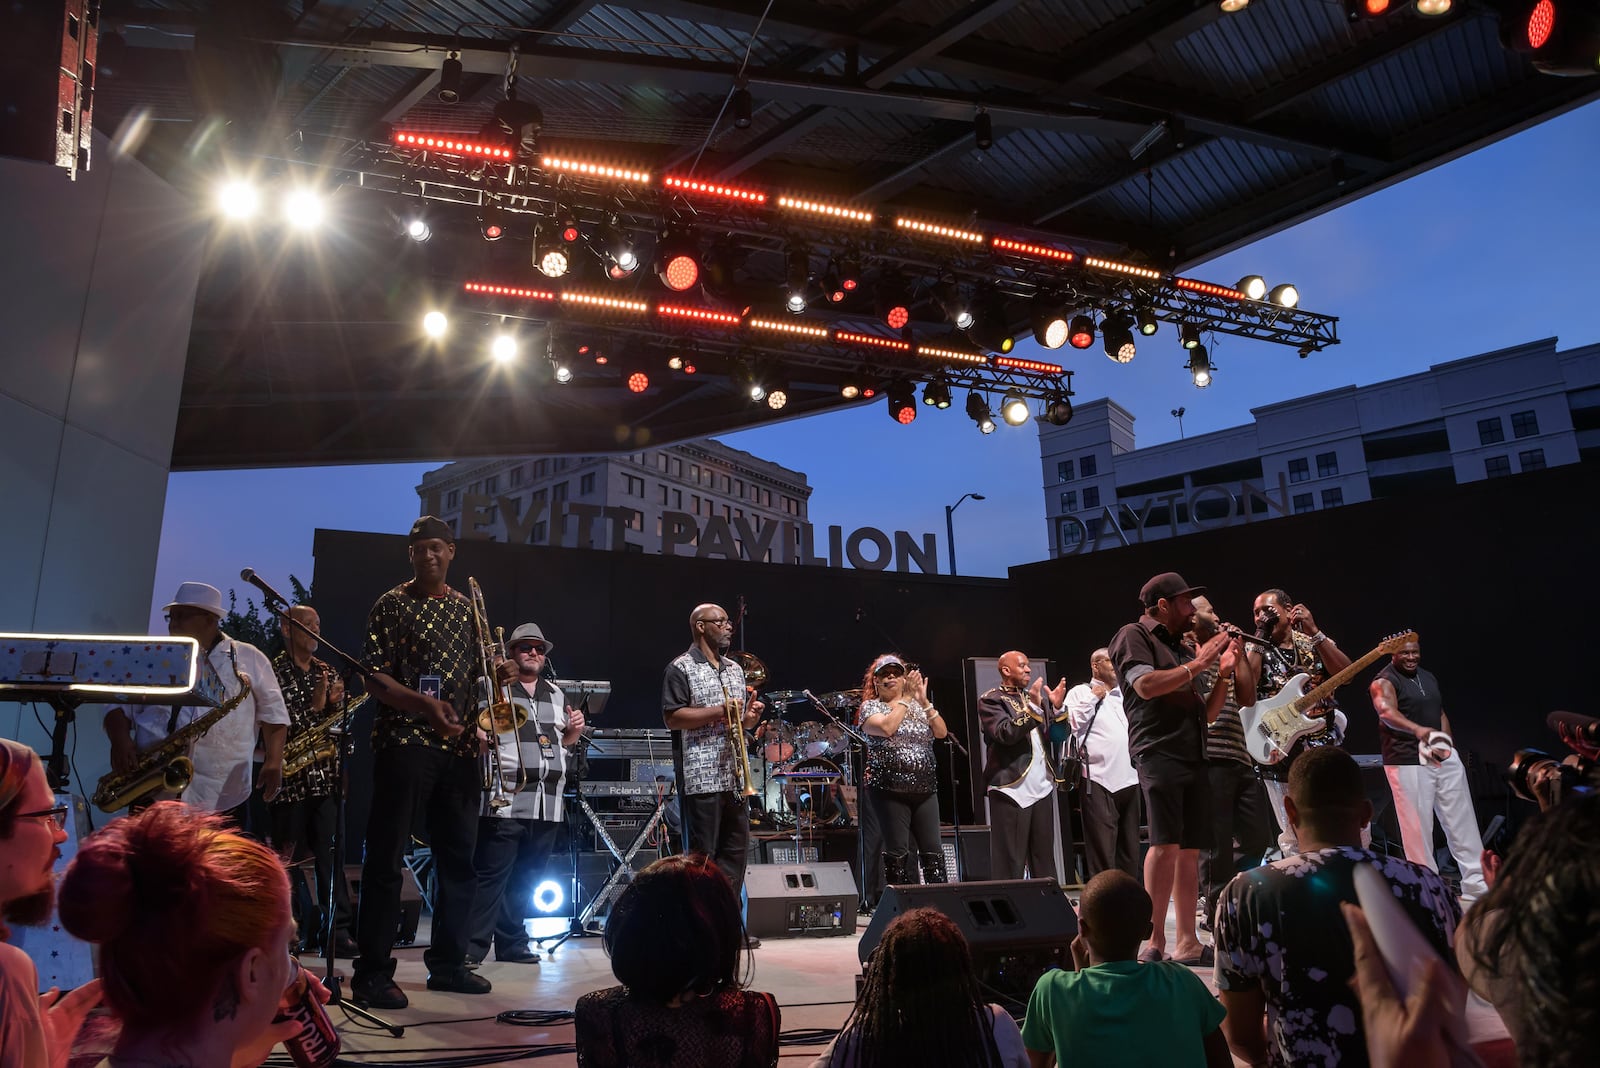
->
[747, 683, 863, 832]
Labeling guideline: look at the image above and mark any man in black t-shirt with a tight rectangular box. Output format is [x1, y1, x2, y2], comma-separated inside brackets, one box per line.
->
[1370, 637, 1485, 904]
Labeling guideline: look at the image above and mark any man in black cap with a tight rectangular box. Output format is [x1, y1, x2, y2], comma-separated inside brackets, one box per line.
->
[1107, 572, 1240, 964]
[351, 515, 516, 1009]
[466, 621, 585, 965]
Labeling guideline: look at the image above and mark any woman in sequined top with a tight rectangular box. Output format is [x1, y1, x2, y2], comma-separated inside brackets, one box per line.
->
[858, 654, 949, 888]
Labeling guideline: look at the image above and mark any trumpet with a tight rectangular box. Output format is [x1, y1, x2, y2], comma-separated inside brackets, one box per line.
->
[468, 578, 527, 810]
[720, 651, 764, 798]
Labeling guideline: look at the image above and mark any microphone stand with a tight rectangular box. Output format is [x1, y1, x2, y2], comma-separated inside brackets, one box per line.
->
[801, 691, 873, 905]
[941, 732, 968, 882]
[239, 570, 403, 1037]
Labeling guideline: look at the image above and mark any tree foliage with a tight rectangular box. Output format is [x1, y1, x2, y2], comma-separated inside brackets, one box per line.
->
[219, 574, 313, 658]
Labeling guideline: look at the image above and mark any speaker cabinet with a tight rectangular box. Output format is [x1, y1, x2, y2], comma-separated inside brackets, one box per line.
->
[346, 863, 423, 946]
[941, 825, 991, 881]
[859, 878, 1078, 1000]
[745, 862, 859, 939]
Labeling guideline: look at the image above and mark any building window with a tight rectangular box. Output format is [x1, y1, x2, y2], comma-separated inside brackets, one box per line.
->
[484, 475, 498, 494]
[1477, 417, 1504, 445]
[1080, 454, 1097, 478]
[1287, 458, 1310, 483]
[670, 457, 683, 477]
[625, 509, 643, 531]
[469, 480, 481, 494]
[1519, 448, 1546, 472]
[1484, 456, 1511, 479]
[1059, 490, 1077, 513]
[673, 489, 682, 508]
[624, 474, 645, 497]
[446, 489, 459, 508]
[530, 487, 547, 505]
[657, 484, 669, 505]
[532, 521, 547, 542]
[1082, 486, 1100, 509]
[555, 458, 569, 471]
[762, 489, 773, 507]
[575, 472, 592, 495]
[1316, 451, 1338, 478]
[1293, 493, 1315, 514]
[552, 481, 569, 501]
[510, 466, 523, 488]
[1511, 410, 1539, 438]
[1059, 520, 1083, 551]
[533, 459, 548, 478]
[1321, 487, 1344, 508]
[1057, 459, 1074, 482]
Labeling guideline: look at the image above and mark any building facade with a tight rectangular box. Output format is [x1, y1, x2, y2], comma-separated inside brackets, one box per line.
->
[417, 438, 812, 560]
[1040, 336, 1600, 556]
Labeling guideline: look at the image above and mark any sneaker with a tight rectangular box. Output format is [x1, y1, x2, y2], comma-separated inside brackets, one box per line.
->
[350, 974, 408, 1010]
[495, 946, 541, 963]
[745, 935, 762, 950]
[427, 968, 492, 994]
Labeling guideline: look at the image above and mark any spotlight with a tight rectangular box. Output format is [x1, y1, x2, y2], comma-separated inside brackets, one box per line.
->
[966, 392, 995, 434]
[1000, 388, 1030, 426]
[1220, 0, 1250, 10]
[553, 362, 573, 383]
[970, 293, 1015, 354]
[594, 220, 638, 277]
[1237, 274, 1267, 300]
[766, 375, 790, 410]
[215, 180, 259, 220]
[1030, 300, 1069, 349]
[1188, 345, 1214, 388]
[532, 879, 564, 913]
[283, 188, 325, 230]
[667, 352, 686, 371]
[1102, 314, 1137, 364]
[491, 333, 518, 363]
[422, 310, 448, 338]
[841, 380, 864, 399]
[480, 199, 506, 241]
[835, 254, 861, 292]
[1135, 306, 1159, 336]
[626, 370, 649, 393]
[887, 382, 918, 425]
[733, 80, 753, 129]
[536, 229, 571, 278]
[785, 247, 811, 313]
[935, 275, 973, 331]
[1179, 321, 1202, 349]
[404, 217, 432, 242]
[877, 274, 912, 331]
[656, 231, 701, 292]
[923, 376, 952, 409]
[974, 107, 993, 151]
[820, 268, 846, 303]
[1044, 390, 1074, 426]
[1503, 0, 1600, 73]
[1268, 282, 1299, 308]
[1343, 0, 1391, 17]
[1068, 314, 1096, 350]
[1415, 0, 1450, 11]
[438, 52, 463, 103]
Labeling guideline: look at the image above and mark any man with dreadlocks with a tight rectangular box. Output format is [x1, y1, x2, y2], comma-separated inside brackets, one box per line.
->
[810, 907, 1029, 1068]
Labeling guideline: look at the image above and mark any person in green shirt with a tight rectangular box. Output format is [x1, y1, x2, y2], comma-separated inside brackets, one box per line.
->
[1022, 870, 1230, 1068]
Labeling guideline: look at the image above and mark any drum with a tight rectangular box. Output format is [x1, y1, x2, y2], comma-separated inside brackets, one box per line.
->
[778, 757, 845, 828]
[794, 723, 835, 759]
[753, 720, 795, 763]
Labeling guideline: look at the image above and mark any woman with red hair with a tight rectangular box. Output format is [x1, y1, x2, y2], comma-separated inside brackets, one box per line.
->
[58, 801, 326, 1067]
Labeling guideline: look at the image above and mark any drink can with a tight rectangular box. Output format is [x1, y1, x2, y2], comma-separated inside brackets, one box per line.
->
[275, 958, 341, 1068]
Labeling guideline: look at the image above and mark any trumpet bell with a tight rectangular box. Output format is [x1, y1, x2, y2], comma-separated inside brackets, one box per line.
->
[729, 650, 767, 686]
[478, 700, 527, 734]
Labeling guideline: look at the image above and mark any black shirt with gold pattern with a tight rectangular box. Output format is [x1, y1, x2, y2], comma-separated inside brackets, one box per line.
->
[364, 582, 481, 756]
[270, 650, 341, 803]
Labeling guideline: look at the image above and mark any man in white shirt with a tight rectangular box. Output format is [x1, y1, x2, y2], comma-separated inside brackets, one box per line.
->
[104, 581, 289, 824]
[1065, 648, 1142, 881]
[978, 651, 1066, 881]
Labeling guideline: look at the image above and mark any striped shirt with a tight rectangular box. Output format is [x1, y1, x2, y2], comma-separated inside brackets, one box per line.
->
[1199, 663, 1251, 766]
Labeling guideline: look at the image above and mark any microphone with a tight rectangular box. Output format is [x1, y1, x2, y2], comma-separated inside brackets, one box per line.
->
[240, 568, 290, 607]
[1547, 710, 1600, 747]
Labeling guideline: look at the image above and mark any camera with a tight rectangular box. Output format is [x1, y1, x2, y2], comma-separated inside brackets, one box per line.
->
[1507, 712, 1600, 811]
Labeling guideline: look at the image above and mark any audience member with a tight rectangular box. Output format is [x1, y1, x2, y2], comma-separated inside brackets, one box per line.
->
[1021, 870, 1228, 1068]
[0, 739, 100, 1068]
[57, 802, 327, 1068]
[1213, 747, 1459, 1067]
[1344, 902, 1455, 1068]
[575, 854, 778, 1068]
[814, 907, 1027, 1068]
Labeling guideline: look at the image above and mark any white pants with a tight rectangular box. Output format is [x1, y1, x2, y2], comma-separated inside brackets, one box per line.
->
[1386, 754, 1486, 904]
[1263, 777, 1372, 857]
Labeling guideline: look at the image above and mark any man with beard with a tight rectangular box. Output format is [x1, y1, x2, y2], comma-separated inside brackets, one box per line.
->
[1244, 589, 1351, 857]
[1371, 637, 1486, 904]
[0, 739, 101, 1066]
[662, 603, 763, 939]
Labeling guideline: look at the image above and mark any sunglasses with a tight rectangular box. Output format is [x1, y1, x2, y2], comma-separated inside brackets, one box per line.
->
[510, 643, 549, 655]
[873, 665, 906, 679]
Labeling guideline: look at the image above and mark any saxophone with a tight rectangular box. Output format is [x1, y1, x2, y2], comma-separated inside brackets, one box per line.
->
[92, 662, 253, 813]
[282, 695, 369, 778]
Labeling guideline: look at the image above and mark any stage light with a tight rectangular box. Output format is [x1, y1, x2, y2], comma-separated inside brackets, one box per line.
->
[405, 217, 431, 242]
[422, 310, 448, 338]
[835, 254, 861, 290]
[766, 372, 790, 410]
[1268, 282, 1299, 308]
[1068, 314, 1095, 350]
[733, 80, 753, 129]
[626, 370, 649, 393]
[1174, 277, 1246, 300]
[661, 175, 765, 204]
[283, 188, 325, 230]
[1220, 0, 1250, 11]
[437, 52, 463, 103]
[1102, 314, 1137, 363]
[887, 382, 918, 425]
[935, 275, 973, 330]
[558, 214, 581, 244]
[595, 220, 637, 276]
[215, 180, 259, 220]
[1000, 389, 1030, 427]
[877, 274, 912, 331]
[1415, 0, 1450, 12]
[532, 879, 564, 913]
[991, 236, 1074, 263]
[553, 362, 573, 383]
[480, 200, 506, 241]
[536, 231, 571, 279]
[820, 268, 846, 303]
[656, 232, 701, 292]
[841, 380, 863, 399]
[1502, 0, 1600, 73]
[974, 107, 993, 151]
[785, 247, 811, 313]
[543, 157, 653, 184]
[1044, 391, 1074, 426]
[1031, 300, 1069, 349]
[1237, 274, 1267, 300]
[1188, 345, 1214, 388]
[491, 333, 518, 363]
[966, 392, 995, 434]
[1180, 321, 1202, 349]
[895, 216, 985, 245]
[923, 376, 953, 409]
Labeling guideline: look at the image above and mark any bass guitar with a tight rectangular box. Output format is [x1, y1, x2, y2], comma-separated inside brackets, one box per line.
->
[1239, 630, 1416, 765]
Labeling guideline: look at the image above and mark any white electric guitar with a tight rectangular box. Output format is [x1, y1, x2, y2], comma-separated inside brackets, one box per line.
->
[1239, 631, 1417, 765]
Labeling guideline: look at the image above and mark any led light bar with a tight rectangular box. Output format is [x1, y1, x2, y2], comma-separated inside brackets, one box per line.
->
[562, 292, 650, 314]
[663, 175, 767, 204]
[836, 330, 912, 352]
[658, 304, 743, 325]
[1081, 256, 1164, 281]
[464, 281, 558, 301]
[894, 217, 985, 244]
[541, 157, 652, 184]
[915, 345, 989, 366]
[777, 196, 874, 224]
[991, 236, 1075, 263]
[1173, 277, 1247, 300]
[748, 318, 830, 339]
[394, 131, 514, 160]
[994, 355, 1065, 375]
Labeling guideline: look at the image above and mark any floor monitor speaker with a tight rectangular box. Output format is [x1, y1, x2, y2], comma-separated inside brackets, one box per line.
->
[745, 862, 858, 939]
[346, 863, 423, 946]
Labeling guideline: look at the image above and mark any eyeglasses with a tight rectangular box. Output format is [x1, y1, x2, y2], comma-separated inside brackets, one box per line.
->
[873, 665, 906, 679]
[163, 607, 208, 623]
[697, 618, 733, 627]
[14, 805, 68, 830]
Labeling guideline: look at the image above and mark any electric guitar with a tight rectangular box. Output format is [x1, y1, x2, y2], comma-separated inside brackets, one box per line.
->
[1240, 631, 1417, 765]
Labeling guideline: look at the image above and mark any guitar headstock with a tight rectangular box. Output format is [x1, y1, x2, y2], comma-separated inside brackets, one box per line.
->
[1378, 631, 1419, 655]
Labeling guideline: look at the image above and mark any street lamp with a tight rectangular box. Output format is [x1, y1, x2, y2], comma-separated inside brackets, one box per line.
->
[1171, 406, 1186, 438]
[945, 492, 986, 576]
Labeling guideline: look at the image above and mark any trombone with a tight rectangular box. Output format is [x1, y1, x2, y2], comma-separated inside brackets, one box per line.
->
[721, 651, 765, 798]
[468, 578, 528, 810]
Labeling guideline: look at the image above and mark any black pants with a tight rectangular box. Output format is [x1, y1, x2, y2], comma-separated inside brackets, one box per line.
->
[857, 782, 885, 905]
[269, 793, 354, 946]
[355, 745, 481, 979]
[868, 787, 940, 859]
[681, 790, 751, 896]
[1080, 782, 1142, 880]
[1200, 760, 1273, 919]
[467, 816, 563, 960]
[988, 791, 1056, 881]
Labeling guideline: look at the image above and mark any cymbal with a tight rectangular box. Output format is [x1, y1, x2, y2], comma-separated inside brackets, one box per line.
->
[817, 688, 862, 709]
[762, 690, 805, 705]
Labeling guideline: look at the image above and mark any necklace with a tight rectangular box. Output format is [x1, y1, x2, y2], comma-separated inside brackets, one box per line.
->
[1400, 670, 1426, 697]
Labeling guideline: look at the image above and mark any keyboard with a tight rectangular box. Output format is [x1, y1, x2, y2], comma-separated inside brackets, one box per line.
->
[582, 728, 673, 759]
[580, 780, 674, 799]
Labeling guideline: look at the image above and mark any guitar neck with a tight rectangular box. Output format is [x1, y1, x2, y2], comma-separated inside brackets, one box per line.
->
[1294, 643, 1387, 711]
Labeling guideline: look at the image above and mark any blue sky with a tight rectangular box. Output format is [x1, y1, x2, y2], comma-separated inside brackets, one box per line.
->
[147, 100, 1600, 627]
